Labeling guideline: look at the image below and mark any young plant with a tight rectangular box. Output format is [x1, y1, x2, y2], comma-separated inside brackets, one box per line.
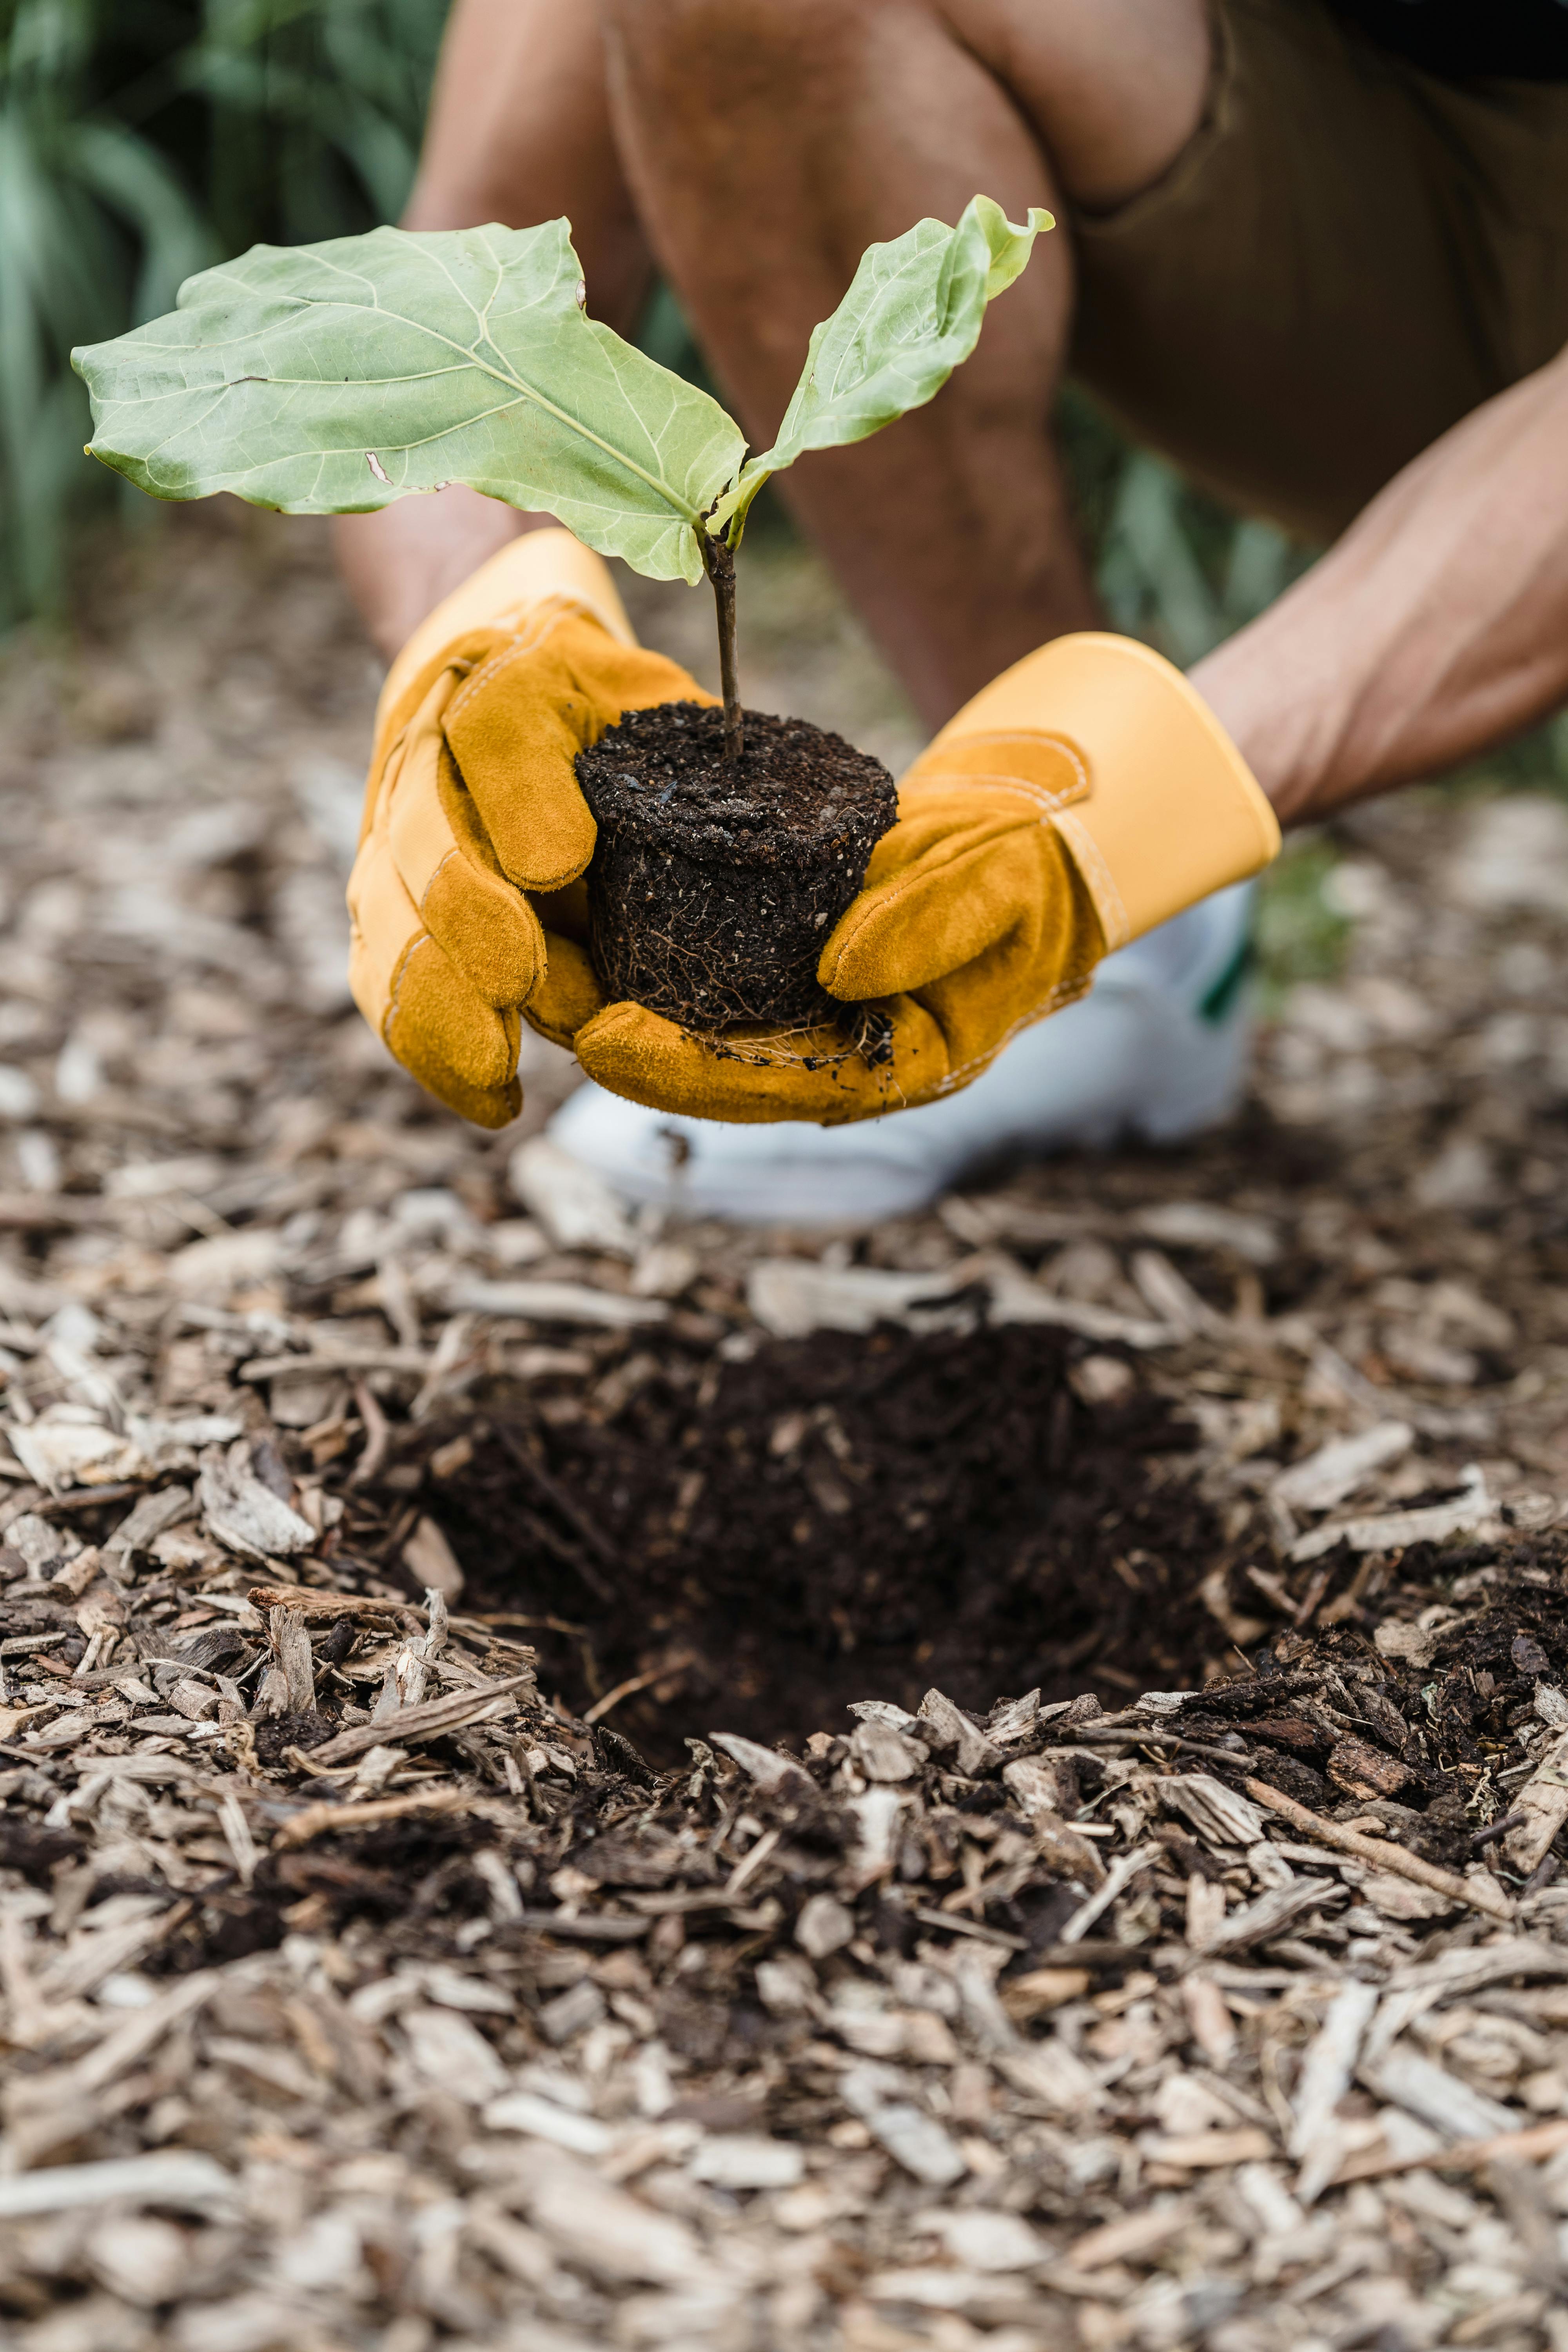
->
[72, 194, 1051, 760]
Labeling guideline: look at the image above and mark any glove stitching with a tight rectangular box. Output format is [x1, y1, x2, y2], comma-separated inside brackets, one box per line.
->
[1050, 809, 1131, 951]
[444, 598, 598, 726]
[385, 928, 524, 1086]
[420, 813, 587, 908]
[421, 840, 516, 923]
[904, 773, 1072, 817]
[383, 927, 430, 1043]
[954, 774, 1075, 808]
[927, 971, 1094, 1098]
[421, 846, 460, 909]
[832, 733, 1092, 982]
[911, 731, 1089, 808]
[418, 845, 552, 1013]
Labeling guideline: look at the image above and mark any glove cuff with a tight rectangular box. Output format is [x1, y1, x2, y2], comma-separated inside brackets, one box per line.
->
[921, 632, 1280, 949]
[373, 527, 637, 772]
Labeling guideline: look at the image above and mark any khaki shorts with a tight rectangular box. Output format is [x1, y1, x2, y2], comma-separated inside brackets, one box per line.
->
[1069, 0, 1568, 542]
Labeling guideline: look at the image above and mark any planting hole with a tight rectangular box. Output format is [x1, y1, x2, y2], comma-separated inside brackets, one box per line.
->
[388, 1324, 1232, 1763]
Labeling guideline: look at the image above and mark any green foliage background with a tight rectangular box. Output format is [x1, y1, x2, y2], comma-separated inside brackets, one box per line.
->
[0, 0, 1330, 674]
[0, 0, 447, 621]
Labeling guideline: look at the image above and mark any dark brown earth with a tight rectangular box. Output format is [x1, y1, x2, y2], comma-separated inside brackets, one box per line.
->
[12, 1374, 1560, 1984]
[405, 1324, 1224, 1762]
[576, 699, 895, 1027]
[9, 1318, 1563, 1991]
[343, 1318, 1568, 1884]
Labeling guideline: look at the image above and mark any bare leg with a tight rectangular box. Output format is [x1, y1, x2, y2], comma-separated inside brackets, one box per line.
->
[335, 0, 654, 661]
[601, 0, 1209, 726]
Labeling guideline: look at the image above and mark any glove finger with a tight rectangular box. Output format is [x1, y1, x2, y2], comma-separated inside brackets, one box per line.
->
[403, 1062, 520, 1131]
[823, 725, 1096, 1001]
[523, 931, 609, 1050]
[575, 996, 953, 1125]
[350, 824, 514, 1084]
[380, 929, 522, 1128]
[443, 632, 597, 892]
[822, 813, 1074, 1001]
[385, 728, 546, 1011]
[909, 937, 1097, 1087]
[347, 825, 524, 1126]
[443, 618, 708, 893]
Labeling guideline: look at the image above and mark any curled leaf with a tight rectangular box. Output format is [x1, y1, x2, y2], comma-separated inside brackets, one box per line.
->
[712, 194, 1052, 541]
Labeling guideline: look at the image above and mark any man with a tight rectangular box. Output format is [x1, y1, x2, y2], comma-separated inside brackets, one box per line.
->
[340, 0, 1568, 1221]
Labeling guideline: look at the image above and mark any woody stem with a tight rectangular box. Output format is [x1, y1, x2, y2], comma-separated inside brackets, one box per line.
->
[702, 526, 743, 761]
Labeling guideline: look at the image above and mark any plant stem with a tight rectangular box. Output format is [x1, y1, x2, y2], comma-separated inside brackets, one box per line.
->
[702, 526, 743, 762]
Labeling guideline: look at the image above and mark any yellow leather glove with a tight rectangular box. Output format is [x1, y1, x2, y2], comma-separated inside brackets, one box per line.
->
[348, 530, 715, 1127]
[351, 529, 1280, 1129]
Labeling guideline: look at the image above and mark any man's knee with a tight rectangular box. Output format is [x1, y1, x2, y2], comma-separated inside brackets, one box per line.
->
[603, 0, 899, 98]
[604, 0, 1208, 215]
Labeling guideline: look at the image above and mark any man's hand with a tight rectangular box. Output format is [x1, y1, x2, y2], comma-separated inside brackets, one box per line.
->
[334, 490, 534, 668]
[349, 531, 1280, 1131]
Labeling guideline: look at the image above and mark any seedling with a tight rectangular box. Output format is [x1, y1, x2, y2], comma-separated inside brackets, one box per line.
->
[74, 197, 1051, 1029]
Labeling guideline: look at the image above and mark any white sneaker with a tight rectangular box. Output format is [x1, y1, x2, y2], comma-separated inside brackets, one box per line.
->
[547, 882, 1257, 1226]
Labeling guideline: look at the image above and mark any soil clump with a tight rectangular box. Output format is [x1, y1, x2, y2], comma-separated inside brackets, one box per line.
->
[576, 699, 895, 1027]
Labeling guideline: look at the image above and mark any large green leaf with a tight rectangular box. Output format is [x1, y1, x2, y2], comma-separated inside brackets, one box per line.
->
[711, 194, 1051, 542]
[72, 219, 746, 583]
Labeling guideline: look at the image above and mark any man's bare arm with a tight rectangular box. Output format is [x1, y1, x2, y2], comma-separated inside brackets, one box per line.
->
[1192, 348, 1568, 826]
[335, 0, 650, 661]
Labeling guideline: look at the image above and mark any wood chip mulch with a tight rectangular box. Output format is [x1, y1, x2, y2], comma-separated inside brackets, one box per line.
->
[2, 509, 1568, 2351]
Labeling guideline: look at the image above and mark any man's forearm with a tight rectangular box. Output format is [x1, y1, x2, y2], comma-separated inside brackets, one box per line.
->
[1191, 348, 1568, 826]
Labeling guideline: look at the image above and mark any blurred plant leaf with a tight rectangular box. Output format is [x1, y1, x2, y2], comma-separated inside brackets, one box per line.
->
[2, 0, 1332, 706]
[1254, 837, 1353, 1004]
[75, 220, 747, 582]
[67, 123, 215, 316]
[1105, 455, 1224, 666]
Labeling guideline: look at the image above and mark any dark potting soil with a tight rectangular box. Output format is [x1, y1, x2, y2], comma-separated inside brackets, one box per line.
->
[408, 1323, 1228, 1762]
[575, 700, 895, 1028]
